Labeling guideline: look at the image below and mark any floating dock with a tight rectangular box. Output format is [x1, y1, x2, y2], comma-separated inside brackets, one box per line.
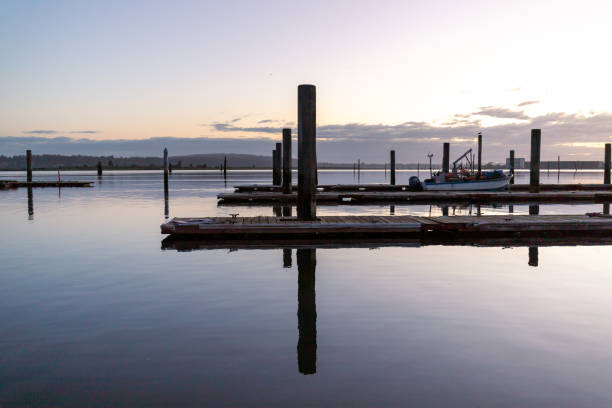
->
[0, 180, 93, 189]
[218, 190, 612, 205]
[232, 183, 612, 193]
[161, 214, 612, 239]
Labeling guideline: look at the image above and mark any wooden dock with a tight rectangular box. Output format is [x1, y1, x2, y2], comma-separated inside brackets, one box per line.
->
[0, 180, 93, 189]
[218, 190, 612, 205]
[161, 214, 612, 239]
[232, 183, 612, 193]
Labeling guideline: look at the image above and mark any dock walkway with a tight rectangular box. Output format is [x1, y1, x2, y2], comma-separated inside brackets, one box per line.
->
[161, 214, 612, 238]
[218, 190, 612, 205]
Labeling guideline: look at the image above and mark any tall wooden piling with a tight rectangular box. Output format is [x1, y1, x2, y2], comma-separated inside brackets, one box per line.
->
[477, 132, 482, 174]
[97, 161, 103, 177]
[442, 143, 450, 173]
[297, 84, 317, 221]
[390, 150, 396, 185]
[529, 129, 541, 193]
[282, 128, 292, 194]
[26, 150, 32, 182]
[223, 156, 227, 178]
[509, 150, 515, 184]
[604, 143, 611, 184]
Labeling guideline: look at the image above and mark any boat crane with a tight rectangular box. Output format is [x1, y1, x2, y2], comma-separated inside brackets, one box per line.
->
[452, 148, 473, 173]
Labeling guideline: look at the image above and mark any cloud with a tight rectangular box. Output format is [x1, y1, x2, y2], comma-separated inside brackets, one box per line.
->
[5, 108, 612, 162]
[70, 130, 99, 134]
[257, 119, 274, 124]
[23, 130, 57, 134]
[472, 106, 529, 120]
[517, 100, 540, 107]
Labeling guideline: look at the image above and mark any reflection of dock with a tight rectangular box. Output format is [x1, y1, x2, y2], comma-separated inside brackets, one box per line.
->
[162, 215, 612, 239]
[218, 190, 612, 205]
[162, 233, 612, 251]
[0, 180, 92, 189]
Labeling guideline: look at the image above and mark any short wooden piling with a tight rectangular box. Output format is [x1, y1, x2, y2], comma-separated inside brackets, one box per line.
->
[26, 150, 32, 182]
[274, 142, 282, 185]
[528, 247, 539, 267]
[529, 129, 541, 193]
[282, 129, 292, 194]
[297, 84, 317, 221]
[477, 132, 482, 174]
[390, 150, 396, 185]
[604, 143, 611, 184]
[509, 150, 515, 184]
[442, 143, 450, 173]
[97, 161, 103, 177]
[272, 149, 279, 184]
[163, 148, 169, 193]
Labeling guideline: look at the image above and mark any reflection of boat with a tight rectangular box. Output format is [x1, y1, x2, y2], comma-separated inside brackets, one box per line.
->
[422, 171, 511, 191]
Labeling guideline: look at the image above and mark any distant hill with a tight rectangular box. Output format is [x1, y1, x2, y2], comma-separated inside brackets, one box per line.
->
[0, 153, 288, 170]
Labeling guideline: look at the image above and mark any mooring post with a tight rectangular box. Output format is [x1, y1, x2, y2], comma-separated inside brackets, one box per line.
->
[477, 132, 482, 175]
[297, 84, 317, 221]
[275, 142, 282, 185]
[26, 149, 32, 182]
[390, 150, 396, 185]
[442, 143, 450, 174]
[557, 155, 560, 183]
[282, 128, 292, 194]
[509, 150, 515, 184]
[357, 159, 361, 183]
[163, 148, 169, 194]
[529, 129, 541, 193]
[604, 143, 611, 184]
[272, 149, 278, 184]
[223, 156, 227, 178]
[297, 248, 317, 375]
[97, 161, 103, 177]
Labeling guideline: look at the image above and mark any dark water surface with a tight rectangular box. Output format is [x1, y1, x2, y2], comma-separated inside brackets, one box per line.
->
[2, 170, 612, 407]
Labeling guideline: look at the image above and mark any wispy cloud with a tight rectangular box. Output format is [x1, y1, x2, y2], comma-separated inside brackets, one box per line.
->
[70, 130, 99, 134]
[472, 106, 529, 120]
[517, 100, 540, 107]
[23, 130, 57, 134]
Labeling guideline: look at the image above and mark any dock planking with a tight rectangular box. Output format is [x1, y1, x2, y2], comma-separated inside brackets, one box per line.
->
[161, 214, 612, 238]
[218, 190, 612, 205]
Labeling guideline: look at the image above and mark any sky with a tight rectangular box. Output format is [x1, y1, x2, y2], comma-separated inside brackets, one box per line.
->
[2, 0, 612, 162]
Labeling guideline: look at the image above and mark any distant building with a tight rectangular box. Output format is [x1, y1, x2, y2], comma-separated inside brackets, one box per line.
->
[524, 160, 603, 170]
[506, 157, 526, 169]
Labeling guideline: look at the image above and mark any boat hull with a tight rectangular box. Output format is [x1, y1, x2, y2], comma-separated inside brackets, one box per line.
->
[423, 176, 510, 191]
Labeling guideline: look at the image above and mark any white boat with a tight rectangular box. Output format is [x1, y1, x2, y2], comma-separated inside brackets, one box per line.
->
[421, 171, 511, 191]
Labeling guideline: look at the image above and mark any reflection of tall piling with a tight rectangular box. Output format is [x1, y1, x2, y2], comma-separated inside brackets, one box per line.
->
[26, 150, 32, 182]
[27, 186, 34, 220]
[442, 206, 449, 216]
[282, 205, 292, 217]
[273, 204, 282, 217]
[282, 128, 292, 194]
[283, 249, 292, 268]
[390, 150, 396, 185]
[528, 247, 539, 267]
[297, 248, 317, 375]
[529, 204, 539, 215]
[297, 85, 317, 221]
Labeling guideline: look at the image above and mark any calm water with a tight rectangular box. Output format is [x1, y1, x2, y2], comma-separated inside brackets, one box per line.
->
[2, 169, 612, 407]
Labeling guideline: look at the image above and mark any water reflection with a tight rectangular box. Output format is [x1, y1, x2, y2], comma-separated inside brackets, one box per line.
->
[27, 187, 33, 220]
[296, 248, 317, 375]
[164, 185, 169, 219]
[283, 248, 292, 268]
